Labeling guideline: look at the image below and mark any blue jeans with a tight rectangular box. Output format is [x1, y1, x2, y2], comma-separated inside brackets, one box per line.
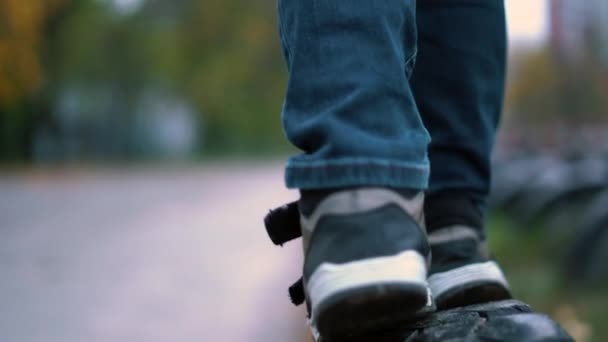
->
[279, 0, 506, 208]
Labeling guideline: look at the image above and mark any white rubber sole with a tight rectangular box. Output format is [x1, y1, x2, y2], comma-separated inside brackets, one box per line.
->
[307, 250, 428, 320]
[428, 261, 509, 300]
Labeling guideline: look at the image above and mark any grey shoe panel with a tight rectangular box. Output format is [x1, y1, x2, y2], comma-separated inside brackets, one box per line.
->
[300, 188, 425, 252]
[303, 203, 430, 280]
[428, 224, 492, 275]
[428, 225, 480, 245]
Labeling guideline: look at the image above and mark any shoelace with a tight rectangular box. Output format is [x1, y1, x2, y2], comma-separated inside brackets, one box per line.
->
[264, 201, 306, 306]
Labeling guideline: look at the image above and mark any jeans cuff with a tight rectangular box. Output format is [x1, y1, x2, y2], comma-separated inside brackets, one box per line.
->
[285, 157, 429, 190]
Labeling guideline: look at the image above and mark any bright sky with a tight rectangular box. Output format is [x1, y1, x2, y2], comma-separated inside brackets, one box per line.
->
[505, 0, 548, 44]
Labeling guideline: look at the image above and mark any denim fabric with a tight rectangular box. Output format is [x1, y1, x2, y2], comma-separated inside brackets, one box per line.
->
[278, 0, 506, 201]
[411, 0, 507, 209]
[278, 0, 430, 190]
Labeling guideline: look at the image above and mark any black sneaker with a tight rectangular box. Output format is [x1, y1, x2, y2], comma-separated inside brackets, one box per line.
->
[299, 188, 434, 339]
[424, 194, 512, 310]
[426, 224, 511, 309]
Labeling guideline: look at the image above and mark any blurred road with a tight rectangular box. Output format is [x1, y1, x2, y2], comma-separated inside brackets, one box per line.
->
[0, 162, 310, 342]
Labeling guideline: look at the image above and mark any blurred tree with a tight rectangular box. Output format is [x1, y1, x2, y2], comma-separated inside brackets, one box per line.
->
[0, 0, 67, 159]
[506, 46, 608, 126]
[0, 0, 61, 105]
[113, 0, 289, 155]
[506, 49, 561, 123]
[150, 0, 289, 154]
[1, 0, 291, 161]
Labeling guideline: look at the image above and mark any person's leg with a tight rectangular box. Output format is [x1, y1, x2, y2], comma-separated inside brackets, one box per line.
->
[410, 0, 511, 309]
[277, 0, 432, 337]
[279, 0, 429, 190]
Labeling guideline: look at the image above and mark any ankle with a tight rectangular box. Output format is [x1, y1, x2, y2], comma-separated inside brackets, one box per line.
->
[424, 192, 484, 237]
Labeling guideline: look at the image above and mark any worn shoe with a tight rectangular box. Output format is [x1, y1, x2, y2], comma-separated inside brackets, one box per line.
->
[427, 225, 511, 309]
[298, 188, 433, 339]
[424, 194, 512, 310]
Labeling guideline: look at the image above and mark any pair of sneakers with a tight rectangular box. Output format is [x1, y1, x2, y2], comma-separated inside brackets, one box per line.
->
[264, 188, 511, 340]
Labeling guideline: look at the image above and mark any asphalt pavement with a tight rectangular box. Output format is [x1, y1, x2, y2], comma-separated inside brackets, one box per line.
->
[0, 162, 310, 342]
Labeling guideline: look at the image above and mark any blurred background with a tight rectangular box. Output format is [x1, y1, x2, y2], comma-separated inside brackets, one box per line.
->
[0, 0, 606, 341]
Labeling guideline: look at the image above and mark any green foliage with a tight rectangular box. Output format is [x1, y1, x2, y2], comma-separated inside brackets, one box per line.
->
[487, 213, 606, 342]
[0, 0, 65, 106]
[506, 47, 608, 125]
[172, 0, 289, 153]
[1, 0, 291, 161]
[0, 0, 67, 160]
